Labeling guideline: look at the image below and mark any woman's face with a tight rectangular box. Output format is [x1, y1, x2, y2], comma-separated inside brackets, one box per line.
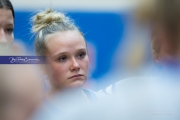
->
[0, 8, 14, 47]
[45, 30, 89, 90]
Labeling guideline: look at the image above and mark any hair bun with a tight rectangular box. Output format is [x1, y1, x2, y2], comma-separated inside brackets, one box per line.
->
[32, 9, 66, 33]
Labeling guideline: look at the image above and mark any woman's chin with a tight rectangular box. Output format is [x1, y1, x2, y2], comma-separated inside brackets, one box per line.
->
[68, 80, 85, 89]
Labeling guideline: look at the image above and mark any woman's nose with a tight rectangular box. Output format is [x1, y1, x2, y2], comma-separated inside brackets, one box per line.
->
[70, 58, 80, 71]
[0, 29, 8, 44]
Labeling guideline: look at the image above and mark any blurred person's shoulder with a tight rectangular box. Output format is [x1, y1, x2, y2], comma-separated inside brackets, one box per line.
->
[115, 76, 153, 87]
[115, 76, 153, 92]
[97, 76, 159, 97]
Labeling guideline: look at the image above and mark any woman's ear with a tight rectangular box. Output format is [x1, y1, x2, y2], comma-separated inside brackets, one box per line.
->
[151, 27, 162, 64]
[152, 49, 161, 64]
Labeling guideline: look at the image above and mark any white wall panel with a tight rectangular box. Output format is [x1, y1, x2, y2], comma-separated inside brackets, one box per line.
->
[11, 0, 139, 11]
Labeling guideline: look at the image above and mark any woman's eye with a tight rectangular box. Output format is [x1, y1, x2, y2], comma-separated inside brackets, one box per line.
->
[5, 28, 14, 34]
[58, 56, 67, 62]
[77, 52, 86, 59]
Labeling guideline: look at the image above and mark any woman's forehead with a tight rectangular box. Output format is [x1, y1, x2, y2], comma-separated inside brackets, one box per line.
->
[0, 8, 14, 25]
[46, 31, 85, 46]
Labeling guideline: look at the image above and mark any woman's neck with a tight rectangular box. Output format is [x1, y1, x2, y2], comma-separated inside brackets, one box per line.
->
[46, 86, 83, 100]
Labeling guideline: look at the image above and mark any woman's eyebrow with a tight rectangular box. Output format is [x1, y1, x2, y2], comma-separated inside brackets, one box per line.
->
[52, 52, 68, 58]
[5, 22, 14, 27]
[0, 22, 14, 27]
[77, 48, 86, 51]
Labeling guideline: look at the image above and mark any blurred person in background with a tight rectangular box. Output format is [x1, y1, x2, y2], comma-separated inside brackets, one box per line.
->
[81, 0, 180, 119]
[0, 1, 44, 120]
[0, 0, 14, 47]
[0, 50, 43, 120]
[0, 0, 25, 53]
[99, 0, 180, 95]
[31, 8, 97, 114]
[136, 0, 180, 75]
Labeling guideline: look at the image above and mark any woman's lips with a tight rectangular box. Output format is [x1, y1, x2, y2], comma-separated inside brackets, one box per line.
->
[68, 74, 84, 79]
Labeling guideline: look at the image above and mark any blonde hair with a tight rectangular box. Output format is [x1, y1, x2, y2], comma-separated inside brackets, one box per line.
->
[32, 9, 80, 56]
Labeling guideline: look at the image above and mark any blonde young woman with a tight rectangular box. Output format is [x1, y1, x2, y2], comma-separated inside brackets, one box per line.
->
[31, 9, 97, 106]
